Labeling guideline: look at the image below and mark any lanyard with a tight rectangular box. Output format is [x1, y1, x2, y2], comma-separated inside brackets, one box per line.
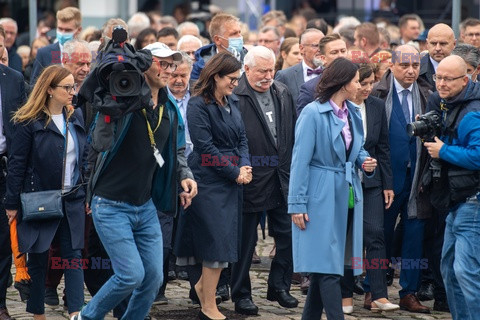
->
[142, 105, 163, 148]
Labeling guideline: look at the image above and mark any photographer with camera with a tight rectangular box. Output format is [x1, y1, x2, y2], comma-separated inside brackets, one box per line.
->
[75, 28, 195, 319]
[422, 55, 480, 320]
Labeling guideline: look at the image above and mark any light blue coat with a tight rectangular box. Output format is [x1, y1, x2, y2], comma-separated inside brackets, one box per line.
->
[288, 100, 371, 276]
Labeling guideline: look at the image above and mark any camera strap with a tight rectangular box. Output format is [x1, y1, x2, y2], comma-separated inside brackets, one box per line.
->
[142, 106, 164, 167]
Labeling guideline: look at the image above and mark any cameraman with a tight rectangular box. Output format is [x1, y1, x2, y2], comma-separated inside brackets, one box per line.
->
[76, 38, 196, 319]
[424, 55, 480, 320]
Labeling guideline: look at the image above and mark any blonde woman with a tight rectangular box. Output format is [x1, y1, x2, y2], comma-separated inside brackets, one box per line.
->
[5, 65, 87, 320]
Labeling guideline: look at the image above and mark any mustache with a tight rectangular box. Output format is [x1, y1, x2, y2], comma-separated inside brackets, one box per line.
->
[254, 79, 274, 87]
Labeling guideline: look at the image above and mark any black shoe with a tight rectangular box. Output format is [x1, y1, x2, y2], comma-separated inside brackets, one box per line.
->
[153, 292, 169, 305]
[266, 288, 298, 308]
[189, 289, 222, 306]
[433, 300, 450, 312]
[198, 310, 228, 320]
[44, 287, 59, 306]
[14, 280, 30, 302]
[417, 282, 434, 301]
[177, 270, 189, 281]
[353, 276, 364, 295]
[216, 284, 230, 301]
[167, 270, 176, 281]
[235, 298, 259, 315]
[386, 268, 394, 286]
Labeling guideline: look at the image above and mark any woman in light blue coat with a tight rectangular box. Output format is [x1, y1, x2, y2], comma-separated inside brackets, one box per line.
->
[288, 58, 377, 320]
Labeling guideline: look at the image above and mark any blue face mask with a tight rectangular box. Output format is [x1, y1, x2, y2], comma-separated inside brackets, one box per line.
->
[227, 37, 244, 55]
[56, 29, 75, 45]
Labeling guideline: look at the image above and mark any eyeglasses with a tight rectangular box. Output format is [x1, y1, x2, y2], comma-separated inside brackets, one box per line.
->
[55, 84, 77, 93]
[465, 33, 480, 38]
[225, 75, 241, 85]
[258, 39, 279, 44]
[433, 74, 466, 83]
[153, 57, 177, 72]
[302, 43, 319, 49]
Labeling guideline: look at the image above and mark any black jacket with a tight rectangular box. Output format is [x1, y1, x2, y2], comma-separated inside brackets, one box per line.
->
[419, 54, 436, 92]
[234, 75, 296, 213]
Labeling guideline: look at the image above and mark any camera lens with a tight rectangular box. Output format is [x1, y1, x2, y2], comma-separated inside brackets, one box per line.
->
[119, 78, 130, 89]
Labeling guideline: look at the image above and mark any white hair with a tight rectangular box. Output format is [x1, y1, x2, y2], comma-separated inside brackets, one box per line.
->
[333, 16, 361, 33]
[127, 12, 150, 38]
[244, 45, 276, 67]
[177, 35, 203, 50]
[0, 18, 18, 32]
[63, 39, 91, 62]
[177, 21, 200, 37]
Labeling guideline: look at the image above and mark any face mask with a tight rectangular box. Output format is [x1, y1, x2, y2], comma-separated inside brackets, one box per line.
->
[227, 37, 244, 55]
[56, 29, 75, 45]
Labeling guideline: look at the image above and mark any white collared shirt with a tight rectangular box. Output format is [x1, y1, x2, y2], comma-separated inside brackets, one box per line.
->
[302, 60, 322, 82]
[429, 56, 439, 73]
[393, 77, 414, 120]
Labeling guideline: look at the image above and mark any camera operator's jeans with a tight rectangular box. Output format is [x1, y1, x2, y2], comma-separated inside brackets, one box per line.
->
[80, 196, 163, 320]
[441, 198, 480, 320]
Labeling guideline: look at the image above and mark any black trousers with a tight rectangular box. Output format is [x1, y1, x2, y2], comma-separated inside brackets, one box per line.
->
[423, 209, 447, 301]
[231, 204, 293, 302]
[303, 273, 344, 320]
[0, 164, 12, 309]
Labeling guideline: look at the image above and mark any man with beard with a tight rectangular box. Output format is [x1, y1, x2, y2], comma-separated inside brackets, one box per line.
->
[274, 28, 324, 103]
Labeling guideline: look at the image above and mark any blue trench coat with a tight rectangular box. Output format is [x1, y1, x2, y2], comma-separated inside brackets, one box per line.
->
[288, 100, 370, 276]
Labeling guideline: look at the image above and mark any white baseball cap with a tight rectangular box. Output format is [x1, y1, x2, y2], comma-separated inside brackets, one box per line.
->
[143, 42, 182, 62]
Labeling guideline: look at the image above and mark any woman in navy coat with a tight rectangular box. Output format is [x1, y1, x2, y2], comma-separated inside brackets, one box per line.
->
[5, 65, 86, 320]
[288, 58, 377, 320]
[175, 52, 252, 320]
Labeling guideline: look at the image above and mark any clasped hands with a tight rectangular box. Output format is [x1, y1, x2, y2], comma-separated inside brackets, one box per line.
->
[236, 166, 252, 184]
[362, 157, 377, 172]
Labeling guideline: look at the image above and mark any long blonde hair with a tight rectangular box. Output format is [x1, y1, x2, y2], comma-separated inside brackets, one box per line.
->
[13, 65, 74, 125]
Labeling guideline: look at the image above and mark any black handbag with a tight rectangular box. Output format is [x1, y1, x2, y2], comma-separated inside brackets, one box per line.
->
[20, 118, 69, 222]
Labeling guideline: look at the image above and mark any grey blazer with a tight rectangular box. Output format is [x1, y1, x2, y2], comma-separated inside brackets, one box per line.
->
[274, 62, 304, 104]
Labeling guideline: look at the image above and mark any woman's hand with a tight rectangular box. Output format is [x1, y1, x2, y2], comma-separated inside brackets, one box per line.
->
[362, 157, 377, 173]
[6, 209, 17, 224]
[383, 189, 394, 209]
[292, 213, 309, 230]
[85, 203, 92, 215]
[236, 166, 253, 184]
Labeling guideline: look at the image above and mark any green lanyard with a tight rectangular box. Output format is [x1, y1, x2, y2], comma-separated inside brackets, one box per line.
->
[142, 105, 163, 148]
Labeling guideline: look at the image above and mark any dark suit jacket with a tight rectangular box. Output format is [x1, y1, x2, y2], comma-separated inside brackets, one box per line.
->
[274, 62, 304, 104]
[31, 42, 61, 84]
[362, 96, 393, 190]
[419, 54, 436, 92]
[7, 46, 23, 73]
[297, 75, 321, 116]
[0, 64, 27, 151]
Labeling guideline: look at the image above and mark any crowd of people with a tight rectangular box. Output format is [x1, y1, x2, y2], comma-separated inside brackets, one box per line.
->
[0, 3, 480, 320]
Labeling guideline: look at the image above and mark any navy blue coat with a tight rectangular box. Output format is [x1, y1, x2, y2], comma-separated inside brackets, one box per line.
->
[31, 42, 61, 84]
[0, 65, 27, 151]
[5, 109, 87, 253]
[174, 94, 251, 262]
[296, 75, 321, 116]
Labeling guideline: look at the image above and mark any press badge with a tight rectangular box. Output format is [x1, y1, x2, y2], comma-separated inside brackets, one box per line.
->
[153, 147, 164, 167]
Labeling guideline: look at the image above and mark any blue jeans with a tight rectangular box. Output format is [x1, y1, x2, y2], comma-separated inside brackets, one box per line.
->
[81, 196, 163, 320]
[441, 198, 480, 320]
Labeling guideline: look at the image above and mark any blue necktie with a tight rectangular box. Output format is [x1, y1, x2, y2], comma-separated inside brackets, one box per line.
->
[401, 89, 411, 123]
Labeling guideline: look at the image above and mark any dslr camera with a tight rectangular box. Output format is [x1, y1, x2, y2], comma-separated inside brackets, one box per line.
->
[406, 110, 442, 142]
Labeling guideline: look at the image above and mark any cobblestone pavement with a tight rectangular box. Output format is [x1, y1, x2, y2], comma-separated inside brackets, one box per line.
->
[6, 232, 453, 320]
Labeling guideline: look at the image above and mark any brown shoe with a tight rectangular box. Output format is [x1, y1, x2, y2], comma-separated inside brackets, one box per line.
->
[291, 272, 302, 285]
[399, 294, 431, 313]
[269, 245, 276, 259]
[252, 250, 261, 264]
[0, 308, 14, 320]
[364, 292, 372, 310]
[300, 276, 310, 295]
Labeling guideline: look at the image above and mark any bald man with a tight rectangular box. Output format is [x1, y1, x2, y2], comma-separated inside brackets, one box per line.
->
[419, 23, 456, 91]
[371, 44, 431, 314]
[423, 55, 480, 319]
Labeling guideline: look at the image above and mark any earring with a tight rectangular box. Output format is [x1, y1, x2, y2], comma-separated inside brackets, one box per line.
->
[49, 94, 52, 98]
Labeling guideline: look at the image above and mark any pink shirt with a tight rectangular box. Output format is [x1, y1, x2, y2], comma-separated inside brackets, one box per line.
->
[329, 99, 352, 151]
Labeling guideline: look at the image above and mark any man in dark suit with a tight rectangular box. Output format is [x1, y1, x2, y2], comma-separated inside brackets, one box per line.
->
[31, 7, 82, 83]
[370, 44, 432, 314]
[296, 33, 348, 115]
[232, 46, 297, 315]
[0, 25, 27, 320]
[0, 18, 22, 73]
[419, 24, 455, 92]
[274, 28, 324, 103]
